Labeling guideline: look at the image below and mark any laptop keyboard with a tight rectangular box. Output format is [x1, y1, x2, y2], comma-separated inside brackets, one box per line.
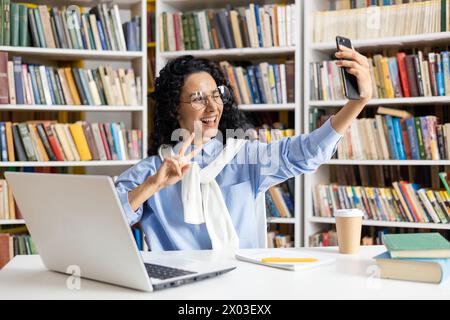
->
[144, 263, 196, 280]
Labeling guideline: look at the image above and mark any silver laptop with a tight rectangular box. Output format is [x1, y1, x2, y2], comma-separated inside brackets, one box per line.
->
[5, 172, 236, 292]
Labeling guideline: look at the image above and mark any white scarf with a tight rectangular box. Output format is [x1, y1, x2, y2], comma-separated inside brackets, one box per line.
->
[159, 138, 247, 251]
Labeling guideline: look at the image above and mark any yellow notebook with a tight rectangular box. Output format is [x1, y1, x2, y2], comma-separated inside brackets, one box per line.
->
[69, 124, 92, 161]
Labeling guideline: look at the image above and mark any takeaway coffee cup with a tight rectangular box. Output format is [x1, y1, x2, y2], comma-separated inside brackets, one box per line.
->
[334, 209, 363, 254]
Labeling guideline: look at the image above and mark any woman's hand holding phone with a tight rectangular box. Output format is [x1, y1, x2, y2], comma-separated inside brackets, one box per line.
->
[328, 39, 373, 135]
[335, 44, 373, 103]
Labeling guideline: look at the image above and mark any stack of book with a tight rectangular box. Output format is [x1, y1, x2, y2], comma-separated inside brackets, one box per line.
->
[310, 50, 450, 101]
[314, 181, 450, 224]
[329, 113, 450, 161]
[0, 120, 142, 162]
[313, 0, 447, 43]
[0, 2, 141, 51]
[159, 3, 297, 51]
[219, 60, 295, 105]
[0, 225, 33, 269]
[375, 233, 450, 284]
[0, 53, 142, 106]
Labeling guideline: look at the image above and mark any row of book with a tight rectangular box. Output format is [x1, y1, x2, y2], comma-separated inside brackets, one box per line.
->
[309, 230, 338, 247]
[159, 3, 297, 51]
[0, 179, 19, 221]
[267, 231, 293, 248]
[308, 226, 439, 247]
[0, 231, 37, 269]
[266, 183, 294, 219]
[0, 54, 142, 106]
[330, 0, 422, 10]
[219, 60, 295, 105]
[0, 2, 141, 51]
[0, 120, 142, 162]
[314, 0, 447, 43]
[313, 181, 450, 224]
[360, 227, 395, 246]
[331, 114, 450, 160]
[327, 161, 439, 191]
[310, 50, 450, 101]
[252, 122, 295, 144]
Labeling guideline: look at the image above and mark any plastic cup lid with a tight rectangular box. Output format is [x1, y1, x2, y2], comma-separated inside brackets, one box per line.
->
[333, 209, 364, 218]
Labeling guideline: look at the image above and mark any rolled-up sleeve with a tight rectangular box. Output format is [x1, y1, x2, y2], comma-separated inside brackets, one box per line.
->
[249, 117, 343, 194]
[115, 157, 158, 225]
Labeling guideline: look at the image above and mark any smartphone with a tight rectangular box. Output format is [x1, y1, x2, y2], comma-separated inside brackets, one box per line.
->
[336, 36, 360, 100]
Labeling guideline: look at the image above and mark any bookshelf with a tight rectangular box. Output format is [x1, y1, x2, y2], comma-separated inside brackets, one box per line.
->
[238, 103, 296, 112]
[0, 105, 146, 111]
[310, 32, 450, 51]
[310, 96, 450, 107]
[155, 0, 302, 246]
[303, 0, 450, 246]
[0, 219, 25, 225]
[308, 216, 450, 231]
[327, 160, 450, 166]
[0, 160, 140, 167]
[0, 46, 144, 60]
[158, 46, 296, 61]
[0, 0, 147, 226]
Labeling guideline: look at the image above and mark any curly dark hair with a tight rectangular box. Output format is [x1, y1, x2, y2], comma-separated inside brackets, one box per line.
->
[149, 55, 253, 155]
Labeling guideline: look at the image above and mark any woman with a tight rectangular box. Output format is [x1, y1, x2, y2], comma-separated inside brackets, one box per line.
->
[115, 45, 372, 251]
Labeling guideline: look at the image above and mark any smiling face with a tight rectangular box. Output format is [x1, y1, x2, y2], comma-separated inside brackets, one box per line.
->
[177, 72, 224, 143]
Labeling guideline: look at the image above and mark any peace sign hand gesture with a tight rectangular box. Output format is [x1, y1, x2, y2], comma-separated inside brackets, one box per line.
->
[153, 133, 202, 190]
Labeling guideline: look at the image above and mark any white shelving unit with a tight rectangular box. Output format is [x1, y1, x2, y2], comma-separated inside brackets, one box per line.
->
[310, 96, 450, 107]
[326, 160, 450, 166]
[0, 46, 143, 61]
[159, 46, 296, 61]
[0, 219, 25, 225]
[238, 103, 296, 112]
[309, 216, 450, 231]
[310, 32, 450, 52]
[0, 160, 140, 167]
[156, 0, 302, 246]
[0, 105, 146, 112]
[303, 1, 450, 246]
[0, 0, 147, 226]
[267, 217, 296, 224]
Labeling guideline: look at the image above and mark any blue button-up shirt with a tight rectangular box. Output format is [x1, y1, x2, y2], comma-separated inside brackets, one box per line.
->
[115, 118, 342, 251]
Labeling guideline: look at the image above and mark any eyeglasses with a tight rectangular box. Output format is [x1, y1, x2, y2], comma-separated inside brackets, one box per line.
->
[180, 85, 232, 110]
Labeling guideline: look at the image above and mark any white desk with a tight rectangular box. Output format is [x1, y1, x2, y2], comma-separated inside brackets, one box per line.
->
[0, 245, 449, 300]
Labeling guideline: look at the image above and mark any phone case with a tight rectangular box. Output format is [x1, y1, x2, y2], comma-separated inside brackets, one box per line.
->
[336, 36, 360, 100]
